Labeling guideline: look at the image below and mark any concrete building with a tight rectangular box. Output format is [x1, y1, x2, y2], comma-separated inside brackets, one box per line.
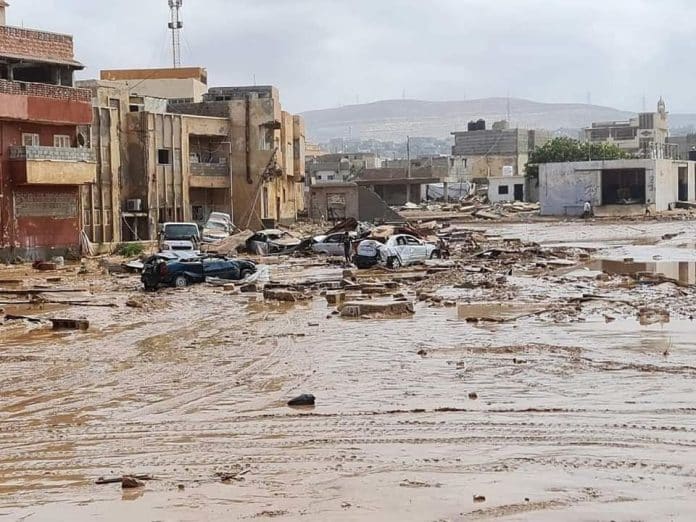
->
[539, 159, 696, 216]
[0, 6, 95, 259]
[308, 182, 403, 223]
[451, 121, 549, 202]
[75, 80, 129, 249]
[667, 134, 696, 161]
[172, 86, 306, 230]
[357, 158, 450, 206]
[584, 99, 673, 158]
[307, 153, 379, 184]
[100, 67, 208, 103]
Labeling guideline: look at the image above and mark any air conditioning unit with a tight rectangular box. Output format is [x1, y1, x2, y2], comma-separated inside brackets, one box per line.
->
[126, 199, 143, 212]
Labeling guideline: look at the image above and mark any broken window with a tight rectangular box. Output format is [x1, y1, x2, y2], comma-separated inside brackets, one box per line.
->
[54, 135, 71, 148]
[22, 133, 40, 147]
[158, 149, 171, 165]
[498, 185, 509, 195]
[259, 126, 274, 151]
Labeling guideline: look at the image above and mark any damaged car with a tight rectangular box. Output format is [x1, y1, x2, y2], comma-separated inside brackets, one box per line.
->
[142, 255, 257, 291]
[246, 229, 302, 255]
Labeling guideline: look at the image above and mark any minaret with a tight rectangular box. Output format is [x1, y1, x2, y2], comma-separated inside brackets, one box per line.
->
[0, 1, 9, 26]
[657, 97, 666, 117]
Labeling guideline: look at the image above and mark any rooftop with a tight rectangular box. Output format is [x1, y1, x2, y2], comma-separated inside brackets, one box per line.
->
[100, 67, 208, 84]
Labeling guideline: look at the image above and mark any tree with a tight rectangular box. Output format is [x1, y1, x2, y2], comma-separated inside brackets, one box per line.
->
[525, 137, 628, 180]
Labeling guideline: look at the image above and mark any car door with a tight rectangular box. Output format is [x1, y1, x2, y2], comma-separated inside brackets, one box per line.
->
[391, 235, 411, 264]
[321, 233, 341, 256]
[405, 235, 426, 263]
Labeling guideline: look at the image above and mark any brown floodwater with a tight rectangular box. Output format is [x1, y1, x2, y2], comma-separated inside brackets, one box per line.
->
[2, 221, 696, 521]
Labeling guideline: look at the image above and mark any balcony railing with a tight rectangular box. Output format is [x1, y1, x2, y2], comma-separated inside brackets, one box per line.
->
[10, 145, 96, 163]
[190, 162, 229, 176]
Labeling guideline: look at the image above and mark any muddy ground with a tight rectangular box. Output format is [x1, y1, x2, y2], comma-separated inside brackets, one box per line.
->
[1, 220, 696, 521]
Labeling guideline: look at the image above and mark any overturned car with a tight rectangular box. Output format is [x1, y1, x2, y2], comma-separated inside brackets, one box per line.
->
[141, 253, 257, 291]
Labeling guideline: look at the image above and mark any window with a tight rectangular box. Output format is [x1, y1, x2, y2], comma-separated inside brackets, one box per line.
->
[93, 209, 101, 226]
[129, 105, 141, 113]
[22, 133, 40, 147]
[83, 209, 91, 227]
[406, 236, 421, 245]
[54, 135, 71, 148]
[158, 149, 171, 165]
[103, 210, 112, 226]
[498, 185, 509, 195]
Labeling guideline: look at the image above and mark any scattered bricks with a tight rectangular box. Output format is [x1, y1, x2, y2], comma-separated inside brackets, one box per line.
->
[325, 291, 346, 306]
[223, 283, 237, 292]
[121, 476, 145, 489]
[263, 288, 310, 302]
[50, 318, 89, 331]
[342, 280, 361, 291]
[360, 284, 390, 296]
[35, 262, 56, 271]
[342, 269, 356, 279]
[240, 283, 258, 293]
[340, 300, 415, 318]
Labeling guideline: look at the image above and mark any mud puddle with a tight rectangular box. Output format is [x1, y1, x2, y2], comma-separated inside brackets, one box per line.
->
[3, 222, 696, 520]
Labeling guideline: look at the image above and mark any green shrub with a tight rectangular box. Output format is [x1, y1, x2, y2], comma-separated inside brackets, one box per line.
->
[117, 242, 145, 257]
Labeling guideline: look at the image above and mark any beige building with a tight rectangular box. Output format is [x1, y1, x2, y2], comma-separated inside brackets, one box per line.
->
[584, 99, 672, 158]
[176, 86, 305, 229]
[100, 67, 208, 103]
[77, 80, 305, 245]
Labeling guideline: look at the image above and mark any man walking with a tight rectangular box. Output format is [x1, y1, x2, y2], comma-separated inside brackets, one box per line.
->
[343, 231, 352, 266]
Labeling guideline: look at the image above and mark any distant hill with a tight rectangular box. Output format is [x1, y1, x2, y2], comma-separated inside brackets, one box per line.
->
[301, 97, 696, 142]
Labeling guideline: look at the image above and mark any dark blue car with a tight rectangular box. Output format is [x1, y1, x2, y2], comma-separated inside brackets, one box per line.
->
[142, 254, 257, 291]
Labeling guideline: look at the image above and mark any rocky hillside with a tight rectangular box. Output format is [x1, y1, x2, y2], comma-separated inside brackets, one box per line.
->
[302, 98, 696, 142]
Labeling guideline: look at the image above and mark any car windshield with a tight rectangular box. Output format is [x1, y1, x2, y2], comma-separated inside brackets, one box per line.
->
[205, 221, 228, 232]
[163, 225, 199, 240]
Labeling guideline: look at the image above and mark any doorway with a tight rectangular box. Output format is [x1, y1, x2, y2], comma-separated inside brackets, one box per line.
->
[678, 167, 688, 201]
[513, 184, 524, 201]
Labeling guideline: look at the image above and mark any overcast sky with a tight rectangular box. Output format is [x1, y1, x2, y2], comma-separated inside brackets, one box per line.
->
[9, 0, 696, 114]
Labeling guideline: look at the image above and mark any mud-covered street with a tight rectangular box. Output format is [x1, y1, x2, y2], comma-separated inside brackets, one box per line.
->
[2, 220, 696, 521]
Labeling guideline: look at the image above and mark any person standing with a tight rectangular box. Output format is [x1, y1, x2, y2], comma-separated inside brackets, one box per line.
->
[343, 231, 352, 265]
[582, 201, 593, 219]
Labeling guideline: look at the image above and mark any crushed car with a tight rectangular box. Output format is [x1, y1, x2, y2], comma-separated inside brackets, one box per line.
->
[246, 229, 302, 255]
[142, 254, 257, 291]
[202, 213, 234, 244]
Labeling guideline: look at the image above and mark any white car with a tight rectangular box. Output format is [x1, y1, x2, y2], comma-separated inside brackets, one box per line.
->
[159, 222, 201, 252]
[312, 232, 357, 256]
[383, 234, 439, 268]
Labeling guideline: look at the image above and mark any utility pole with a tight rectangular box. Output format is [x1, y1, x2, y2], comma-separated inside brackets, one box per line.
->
[406, 136, 412, 203]
[168, 0, 183, 68]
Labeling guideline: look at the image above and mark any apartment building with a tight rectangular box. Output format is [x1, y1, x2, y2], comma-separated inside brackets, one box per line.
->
[584, 99, 671, 158]
[0, 3, 95, 259]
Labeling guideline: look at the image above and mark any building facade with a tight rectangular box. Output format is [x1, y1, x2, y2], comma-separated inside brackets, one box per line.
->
[100, 67, 208, 103]
[307, 153, 379, 184]
[539, 159, 696, 216]
[584, 99, 672, 158]
[0, 6, 95, 259]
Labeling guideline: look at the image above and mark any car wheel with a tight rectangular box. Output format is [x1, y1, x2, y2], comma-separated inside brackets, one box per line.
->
[389, 257, 402, 269]
[174, 275, 189, 288]
[240, 268, 254, 280]
[430, 250, 442, 259]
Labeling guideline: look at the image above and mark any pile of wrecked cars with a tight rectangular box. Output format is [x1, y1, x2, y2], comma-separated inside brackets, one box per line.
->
[142, 252, 256, 291]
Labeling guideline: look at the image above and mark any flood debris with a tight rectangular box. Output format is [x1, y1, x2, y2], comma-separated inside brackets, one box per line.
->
[288, 394, 316, 407]
[216, 468, 251, 483]
[95, 474, 153, 486]
[340, 300, 415, 318]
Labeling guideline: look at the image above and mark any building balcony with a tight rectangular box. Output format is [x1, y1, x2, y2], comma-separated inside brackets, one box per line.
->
[0, 80, 93, 124]
[189, 162, 230, 188]
[9, 146, 96, 185]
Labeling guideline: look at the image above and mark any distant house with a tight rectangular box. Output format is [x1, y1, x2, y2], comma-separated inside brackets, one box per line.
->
[584, 99, 672, 159]
[451, 120, 550, 203]
[539, 158, 696, 216]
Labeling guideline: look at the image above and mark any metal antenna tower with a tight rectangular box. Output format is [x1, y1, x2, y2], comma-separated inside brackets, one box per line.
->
[168, 0, 183, 68]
